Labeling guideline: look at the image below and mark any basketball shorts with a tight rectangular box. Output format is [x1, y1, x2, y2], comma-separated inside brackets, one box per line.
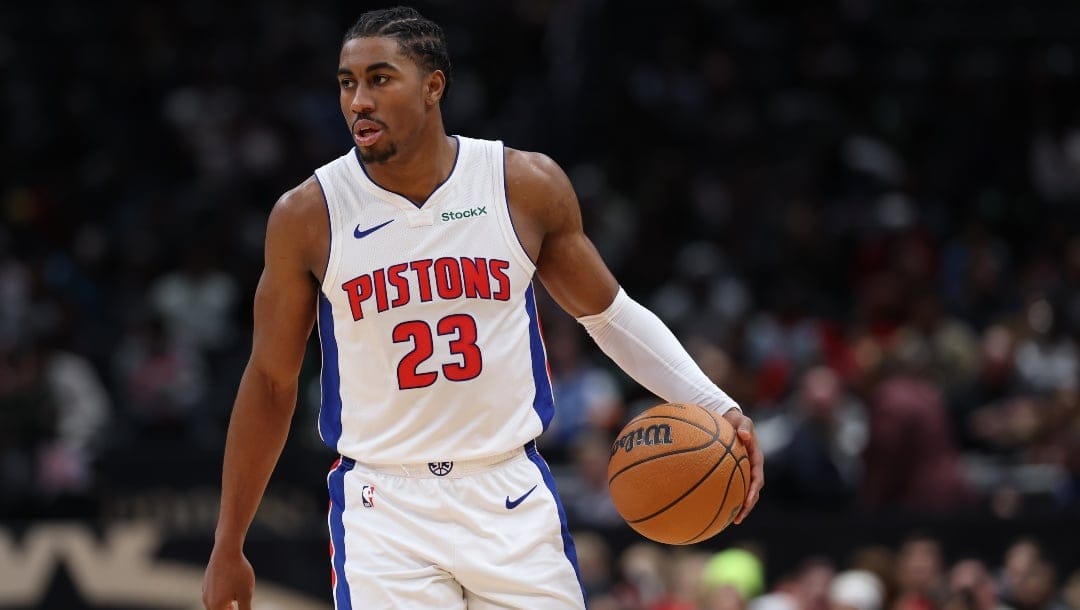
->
[326, 441, 587, 609]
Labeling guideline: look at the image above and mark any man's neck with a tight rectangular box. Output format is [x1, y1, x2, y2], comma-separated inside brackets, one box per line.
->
[363, 132, 458, 207]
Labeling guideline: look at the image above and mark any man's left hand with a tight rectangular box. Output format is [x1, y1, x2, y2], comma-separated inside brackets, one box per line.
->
[722, 408, 764, 524]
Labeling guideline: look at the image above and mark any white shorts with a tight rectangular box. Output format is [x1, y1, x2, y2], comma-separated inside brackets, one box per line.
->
[326, 441, 587, 609]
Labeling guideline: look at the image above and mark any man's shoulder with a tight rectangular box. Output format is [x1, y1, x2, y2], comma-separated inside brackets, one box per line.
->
[502, 147, 580, 238]
[504, 147, 565, 183]
[504, 147, 573, 200]
[263, 176, 329, 274]
[272, 176, 325, 222]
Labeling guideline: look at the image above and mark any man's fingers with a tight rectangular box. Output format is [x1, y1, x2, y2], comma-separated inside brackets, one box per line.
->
[735, 419, 755, 445]
[722, 411, 764, 525]
[734, 454, 764, 524]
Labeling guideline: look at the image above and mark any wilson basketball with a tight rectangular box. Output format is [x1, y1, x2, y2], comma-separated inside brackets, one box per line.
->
[607, 402, 749, 545]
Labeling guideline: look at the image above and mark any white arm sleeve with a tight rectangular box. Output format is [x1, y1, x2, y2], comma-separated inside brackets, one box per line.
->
[576, 287, 741, 414]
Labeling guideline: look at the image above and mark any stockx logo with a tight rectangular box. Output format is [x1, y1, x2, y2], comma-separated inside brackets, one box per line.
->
[441, 207, 487, 222]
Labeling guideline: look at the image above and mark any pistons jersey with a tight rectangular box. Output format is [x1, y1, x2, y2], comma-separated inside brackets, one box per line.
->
[313, 136, 554, 464]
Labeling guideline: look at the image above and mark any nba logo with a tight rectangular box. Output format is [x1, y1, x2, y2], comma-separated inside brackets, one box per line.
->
[361, 485, 375, 508]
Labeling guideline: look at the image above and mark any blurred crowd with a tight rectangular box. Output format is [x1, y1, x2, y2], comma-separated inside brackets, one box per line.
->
[1, 0, 1079, 602]
[574, 534, 1080, 610]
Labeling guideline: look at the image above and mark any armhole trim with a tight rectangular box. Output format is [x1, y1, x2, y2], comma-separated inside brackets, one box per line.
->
[314, 167, 343, 295]
[494, 142, 537, 275]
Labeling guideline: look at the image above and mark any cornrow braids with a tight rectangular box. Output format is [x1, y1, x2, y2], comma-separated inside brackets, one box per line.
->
[344, 6, 453, 101]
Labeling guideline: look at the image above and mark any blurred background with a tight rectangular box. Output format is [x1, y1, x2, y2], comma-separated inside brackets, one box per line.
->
[2, 0, 1079, 608]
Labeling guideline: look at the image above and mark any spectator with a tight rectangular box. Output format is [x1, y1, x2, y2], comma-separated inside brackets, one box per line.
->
[561, 430, 625, 529]
[148, 243, 239, 355]
[999, 540, 1045, 608]
[788, 558, 838, 610]
[1013, 297, 1078, 395]
[37, 339, 110, 496]
[952, 324, 1023, 452]
[765, 365, 867, 510]
[894, 535, 947, 610]
[948, 559, 1014, 610]
[1010, 562, 1065, 610]
[1061, 570, 1080, 610]
[861, 364, 975, 513]
[850, 546, 899, 609]
[0, 335, 108, 511]
[651, 550, 712, 610]
[0, 341, 58, 510]
[112, 315, 207, 440]
[618, 542, 669, 610]
[893, 290, 980, 393]
[573, 531, 618, 606]
[829, 570, 885, 610]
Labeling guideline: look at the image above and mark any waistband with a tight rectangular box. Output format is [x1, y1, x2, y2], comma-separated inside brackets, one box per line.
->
[339, 440, 538, 478]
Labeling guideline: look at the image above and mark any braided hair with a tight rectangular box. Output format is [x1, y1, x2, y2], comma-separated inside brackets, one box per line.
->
[344, 6, 453, 101]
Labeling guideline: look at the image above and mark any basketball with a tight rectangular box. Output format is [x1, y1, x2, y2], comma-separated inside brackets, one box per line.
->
[607, 402, 749, 545]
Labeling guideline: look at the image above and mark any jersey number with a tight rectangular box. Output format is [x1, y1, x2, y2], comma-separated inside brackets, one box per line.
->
[392, 314, 483, 390]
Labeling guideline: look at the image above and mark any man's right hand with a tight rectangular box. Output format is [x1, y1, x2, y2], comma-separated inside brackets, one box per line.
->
[202, 545, 255, 610]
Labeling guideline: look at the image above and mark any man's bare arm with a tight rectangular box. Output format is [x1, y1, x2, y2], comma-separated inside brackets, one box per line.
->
[203, 179, 324, 610]
[504, 149, 619, 317]
[507, 150, 763, 522]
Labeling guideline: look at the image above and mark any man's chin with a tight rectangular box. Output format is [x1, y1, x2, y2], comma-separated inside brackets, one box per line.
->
[358, 144, 397, 165]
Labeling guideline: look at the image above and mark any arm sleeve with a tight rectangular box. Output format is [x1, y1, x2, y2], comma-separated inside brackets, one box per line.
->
[576, 287, 742, 414]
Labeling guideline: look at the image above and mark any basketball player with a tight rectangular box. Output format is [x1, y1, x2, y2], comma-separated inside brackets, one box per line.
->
[202, 7, 763, 610]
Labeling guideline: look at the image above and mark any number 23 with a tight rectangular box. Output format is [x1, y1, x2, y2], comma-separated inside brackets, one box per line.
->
[392, 314, 483, 390]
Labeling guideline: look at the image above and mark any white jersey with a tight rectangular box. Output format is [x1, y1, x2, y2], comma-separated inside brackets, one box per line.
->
[313, 136, 554, 464]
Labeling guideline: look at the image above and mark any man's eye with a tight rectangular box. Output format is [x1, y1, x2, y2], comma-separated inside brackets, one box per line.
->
[373, 75, 389, 85]
[339, 79, 354, 88]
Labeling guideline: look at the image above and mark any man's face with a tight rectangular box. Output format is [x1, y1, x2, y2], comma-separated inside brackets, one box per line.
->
[337, 36, 430, 164]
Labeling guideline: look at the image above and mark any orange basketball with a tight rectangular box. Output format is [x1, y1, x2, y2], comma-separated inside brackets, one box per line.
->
[607, 402, 749, 545]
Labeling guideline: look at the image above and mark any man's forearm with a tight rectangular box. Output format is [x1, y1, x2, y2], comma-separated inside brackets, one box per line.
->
[577, 287, 741, 414]
[213, 367, 298, 548]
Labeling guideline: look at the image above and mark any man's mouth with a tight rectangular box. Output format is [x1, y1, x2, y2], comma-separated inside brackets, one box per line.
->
[353, 119, 383, 147]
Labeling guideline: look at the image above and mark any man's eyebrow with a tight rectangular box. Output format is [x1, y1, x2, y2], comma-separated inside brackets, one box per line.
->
[363, 62, 400, 74]
[337, 62, 401, 77]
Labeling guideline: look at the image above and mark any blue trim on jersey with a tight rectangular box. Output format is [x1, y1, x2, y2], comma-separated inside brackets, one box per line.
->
[312, 172, 333, 287]
[525, 441, 587, 607]
[524, 284, 555, 429]
[352, 135, 462, 208]
[328, 458, 355, 610]
[318, 292, 344, 451]
[500, 142, 534, 259]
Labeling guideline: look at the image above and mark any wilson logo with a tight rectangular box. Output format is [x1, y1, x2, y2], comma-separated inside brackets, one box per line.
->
[611, 424, 673, 455]
[441, 207, 487, 222]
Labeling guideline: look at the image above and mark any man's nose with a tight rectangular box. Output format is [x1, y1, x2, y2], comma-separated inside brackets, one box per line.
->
[350, 86, 375, 114]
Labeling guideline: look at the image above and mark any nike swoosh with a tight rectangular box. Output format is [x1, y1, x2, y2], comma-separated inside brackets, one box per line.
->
[354, 219, 394, 239]
[505, 485, 538, 510]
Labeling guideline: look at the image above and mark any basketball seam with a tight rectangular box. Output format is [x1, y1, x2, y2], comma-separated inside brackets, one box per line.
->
[680, 455, 738, 544]
[607, 413, 720, 484]
[625, 445, 731, 525]
[680, 453, 749, 544]
[626, 403, 717, 427]
[707, 409, 739, 453]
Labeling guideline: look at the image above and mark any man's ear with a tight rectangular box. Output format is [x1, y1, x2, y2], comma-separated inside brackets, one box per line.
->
[426, 70, 446, 105]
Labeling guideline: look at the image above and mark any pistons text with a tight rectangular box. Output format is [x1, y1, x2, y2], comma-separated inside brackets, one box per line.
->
[341, 256, 511, 321]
